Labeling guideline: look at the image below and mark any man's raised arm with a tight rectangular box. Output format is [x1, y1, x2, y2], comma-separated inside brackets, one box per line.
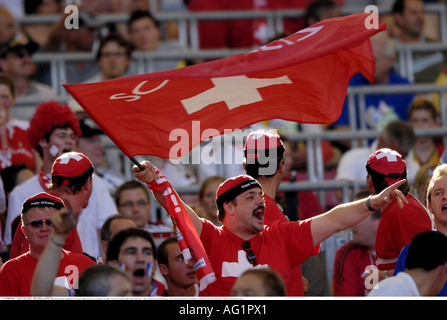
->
[310, 179, 408, 247]
[132, 160, 203, 236]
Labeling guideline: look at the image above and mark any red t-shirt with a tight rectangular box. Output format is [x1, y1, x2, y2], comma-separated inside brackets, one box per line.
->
[0, 250, 96, 296]
[0, 121, 35, 171]
[199, 218, 319, 296]
[264, 194, 305, 296]
[332, 241, 375, 296]
[375, 194, 434, 270]
[263, 194, 288, 225]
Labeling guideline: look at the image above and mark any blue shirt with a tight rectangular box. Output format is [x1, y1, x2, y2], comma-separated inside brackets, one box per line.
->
[394, 242, 447, 296]
[333, 71, 415, 129]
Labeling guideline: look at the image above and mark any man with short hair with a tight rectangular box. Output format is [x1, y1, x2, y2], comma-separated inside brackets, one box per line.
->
[231, 267, 286, 296]
[106, 228, 166, 296]
[391, 0, 445, 83]
[0, 192, 95, 296]
[127, 10, 161, 52]
[85, 32, 133, 83]
[133, 160, 408, 296]
[369, 231, 447, 296]
[157, 237, 198, 296]
[5, 102, 117, 259]
[115, 180, 152, 229]
[115, 180, 174, 246]
[127, 10, 183, 71]
[100, 214, 137, 261]
[392, 0, 428, 44]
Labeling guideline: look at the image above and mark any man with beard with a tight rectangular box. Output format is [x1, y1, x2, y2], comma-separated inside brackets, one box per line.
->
[4, 101, 117, 259]
[132, 160, 408, 296]
[242, 129, 326, 295]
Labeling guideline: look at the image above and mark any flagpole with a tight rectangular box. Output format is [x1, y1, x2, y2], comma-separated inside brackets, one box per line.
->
[128, 156, 145, 171]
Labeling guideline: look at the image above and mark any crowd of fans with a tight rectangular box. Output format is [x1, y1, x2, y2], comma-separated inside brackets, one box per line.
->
[1, 0, 447, 298]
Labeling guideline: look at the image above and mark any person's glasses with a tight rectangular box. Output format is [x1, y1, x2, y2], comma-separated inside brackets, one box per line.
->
[242, 241, 257, 266]
[25, 219, 52, 228]
[55, 132, 76, 140]
[119, 200, 149, 209]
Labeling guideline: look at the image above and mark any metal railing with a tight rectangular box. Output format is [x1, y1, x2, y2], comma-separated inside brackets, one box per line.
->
[396, 42, 447, 82]
[13, 82, 447, 206]
[11, 3, 447, 208]
[14, 3, 447, 95]
[16, 3, 447, 49]
[30, 49, 249, 95]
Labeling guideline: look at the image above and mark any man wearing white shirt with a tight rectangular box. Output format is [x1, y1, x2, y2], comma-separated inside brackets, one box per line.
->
[369, 231, 447, 297]
[4, 101, 117, 259]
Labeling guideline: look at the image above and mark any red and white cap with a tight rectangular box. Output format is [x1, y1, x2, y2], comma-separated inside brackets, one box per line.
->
[366, 148, 407, 186]
[51, 151, 93, 186]
[244, 130, 284, 160]
[216, 174, 261, 208]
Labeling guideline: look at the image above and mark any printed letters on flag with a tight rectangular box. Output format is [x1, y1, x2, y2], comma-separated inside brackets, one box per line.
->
[64, 13, 386, 160]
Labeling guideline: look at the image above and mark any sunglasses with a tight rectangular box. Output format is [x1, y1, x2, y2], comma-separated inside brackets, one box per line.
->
[242, 241, 257, 266]
[25, 219, 52, 228]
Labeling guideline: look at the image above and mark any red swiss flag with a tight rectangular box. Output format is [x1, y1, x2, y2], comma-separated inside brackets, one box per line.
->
[65, 13, 385, 160]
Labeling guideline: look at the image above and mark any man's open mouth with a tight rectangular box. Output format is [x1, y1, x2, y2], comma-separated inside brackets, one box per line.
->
[253, 206, 265, 220]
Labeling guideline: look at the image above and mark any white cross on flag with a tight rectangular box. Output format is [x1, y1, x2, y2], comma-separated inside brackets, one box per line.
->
[64, 13, 385, 160]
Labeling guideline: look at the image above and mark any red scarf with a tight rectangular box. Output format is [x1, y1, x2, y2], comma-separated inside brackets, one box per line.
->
[147, 167, 216, 291]
[38, 168, 52, 192]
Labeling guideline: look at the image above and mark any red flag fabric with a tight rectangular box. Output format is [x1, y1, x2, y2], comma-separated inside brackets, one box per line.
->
[65, 13, 385, 160]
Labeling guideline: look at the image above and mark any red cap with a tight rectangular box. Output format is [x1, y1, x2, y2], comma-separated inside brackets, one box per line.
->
[367, 148, 407, 186]
[22, 192, 65, 213]
[51, 152, 93, 186]
[244, 130, 284, 160]
[216, 174, 261, 208]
